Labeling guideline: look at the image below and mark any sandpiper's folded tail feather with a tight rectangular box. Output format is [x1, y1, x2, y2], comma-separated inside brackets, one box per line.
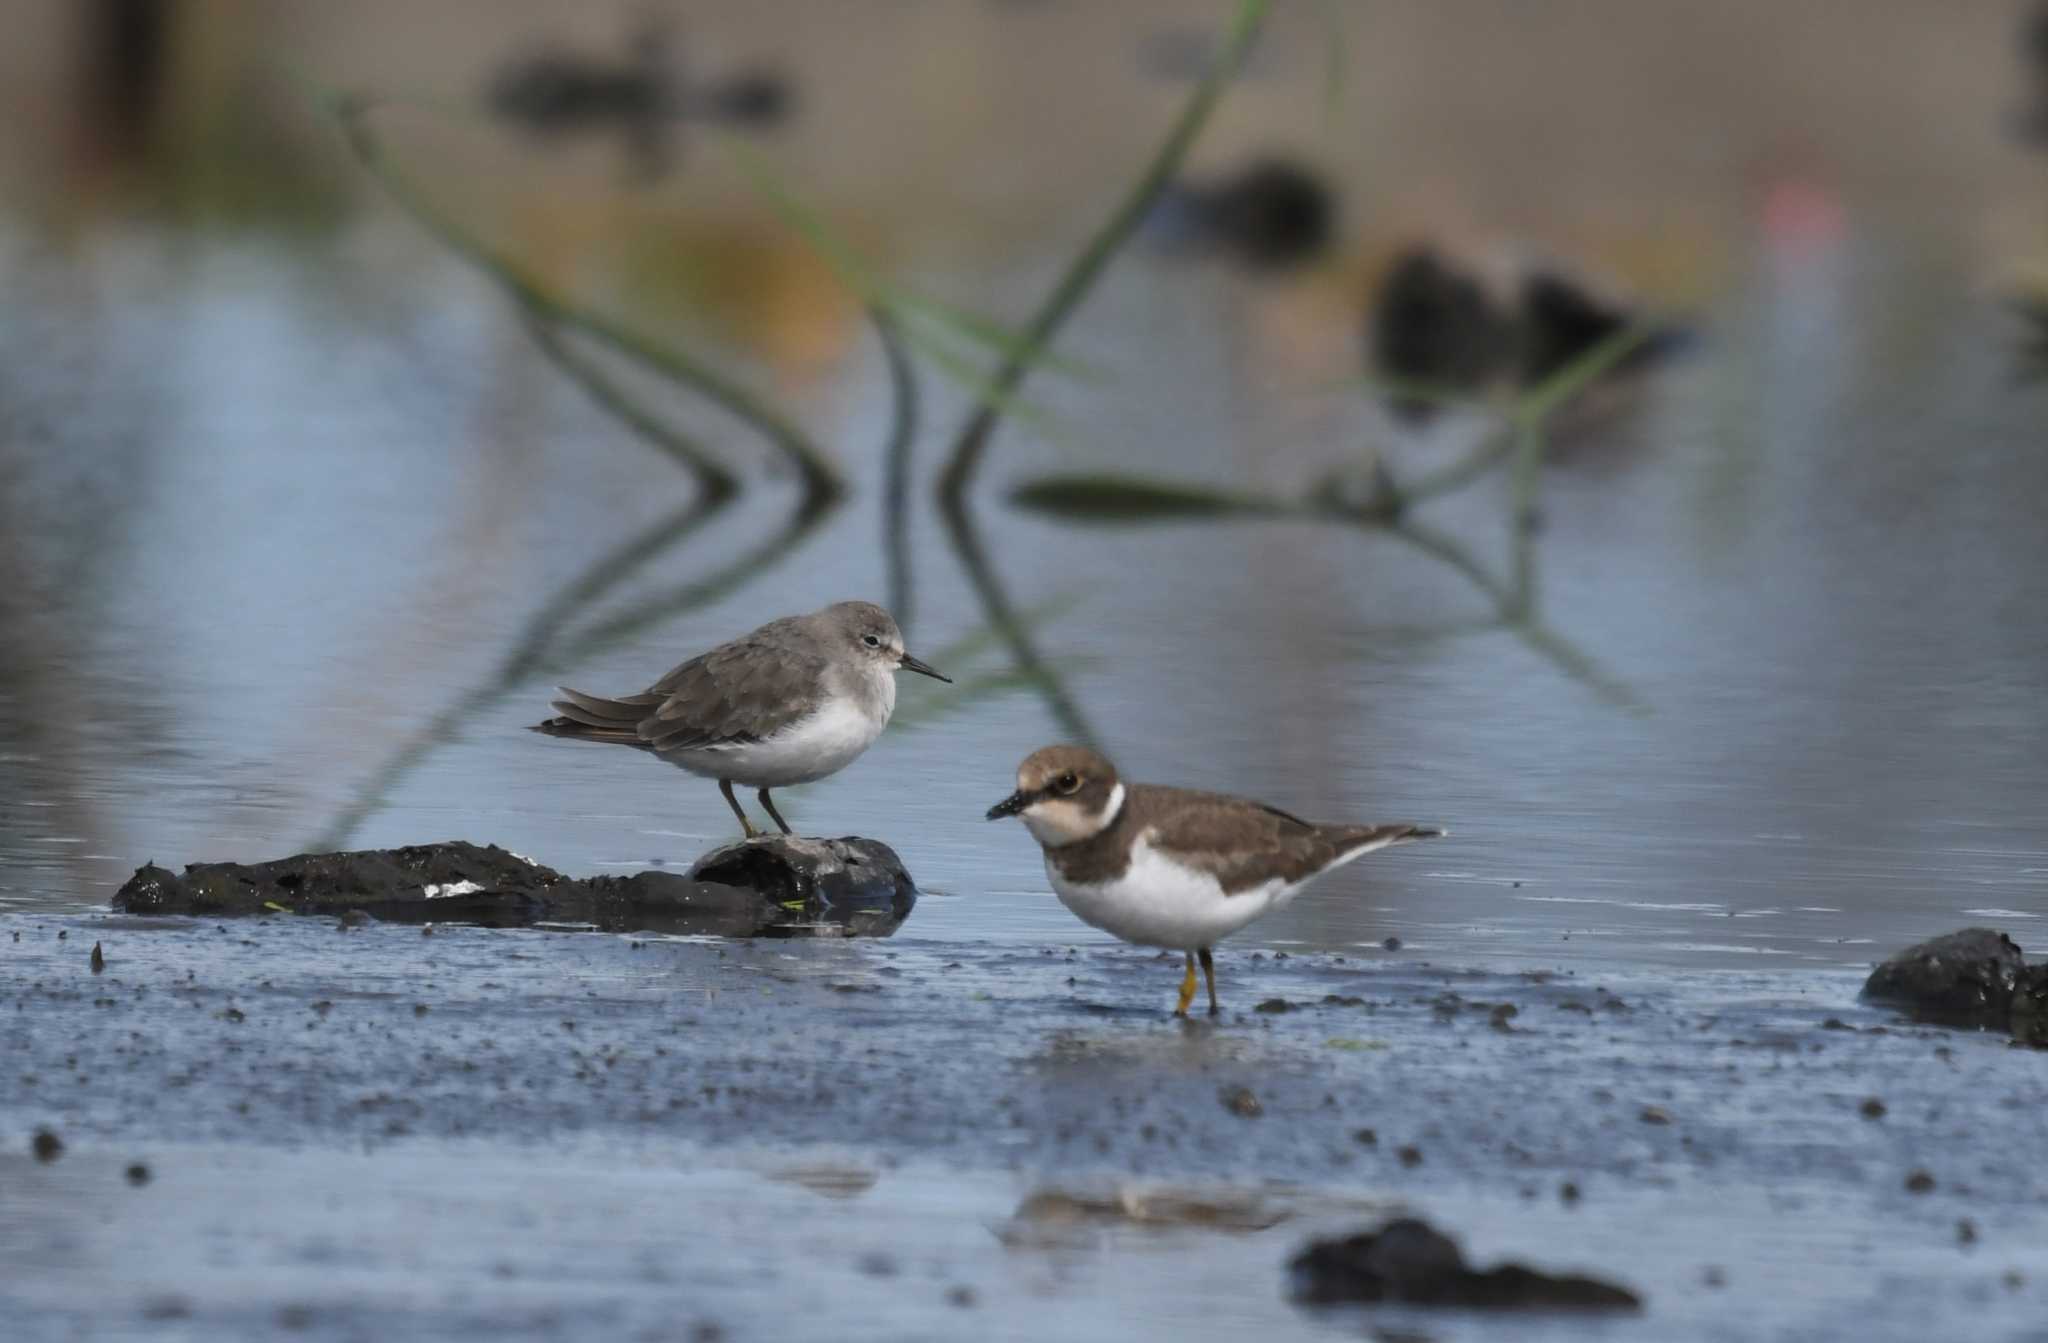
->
[530, 686, 661, 746]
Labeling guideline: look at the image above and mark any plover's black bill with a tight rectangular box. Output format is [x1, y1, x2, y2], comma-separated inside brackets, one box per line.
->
[986, 790, 1031, 821]
[899, 652, 952, 683]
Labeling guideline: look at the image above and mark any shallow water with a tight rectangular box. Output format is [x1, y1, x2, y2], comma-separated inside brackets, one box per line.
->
[2, 0, 2045, 972]
[5, 913, 2046, 1341]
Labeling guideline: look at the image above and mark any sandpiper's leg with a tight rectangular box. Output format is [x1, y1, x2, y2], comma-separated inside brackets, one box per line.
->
[1175, 952, 1199, 1017]
[1198, 947, 1219, 1017]
[757, 788, 794, 836]
[718, 779, 761, 839]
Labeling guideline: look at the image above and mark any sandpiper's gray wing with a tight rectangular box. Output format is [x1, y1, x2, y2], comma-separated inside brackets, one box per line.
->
[1133, 786, 1438, 895]
[635, 617, 831, 756]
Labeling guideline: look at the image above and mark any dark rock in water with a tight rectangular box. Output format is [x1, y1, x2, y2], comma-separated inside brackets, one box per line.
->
[489, 47, 669, 134]
[2013, 298, 2048, 380]
[1859, 928, 2046, 1038]
[2012, 961, 2048, 1047]
[1518, 269, 1632, 386]
[112, 838, 914, 938]
[692, 70, 793, 127]
[1519, 270, 1695, 386]
[686, 836, 915, 938]
[1365, 248, 1690, 423]
[484, 19, 791, 183]
[2013, 3, 2048, 146]
[1289, 1216, 1641, 1311]
[1149, 158, 1334, 271]
[1368, 248, 1511, 419]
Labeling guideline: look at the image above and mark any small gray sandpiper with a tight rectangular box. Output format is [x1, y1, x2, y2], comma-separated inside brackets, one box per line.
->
[532, 601, 949, 838]
[987, 745, 1443, 1016]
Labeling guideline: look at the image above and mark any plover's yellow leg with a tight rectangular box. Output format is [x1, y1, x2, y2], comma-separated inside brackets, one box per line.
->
[757, 788, 795, 836]
[1198, 947, 1220, 1017]
[718, 779, 761, 840]
[1175, 952, 1199, 1016]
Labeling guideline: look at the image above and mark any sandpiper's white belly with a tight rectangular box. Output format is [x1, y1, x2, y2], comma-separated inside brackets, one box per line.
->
[1046, 835, 1298, 952]
[671, 696, 886, 788]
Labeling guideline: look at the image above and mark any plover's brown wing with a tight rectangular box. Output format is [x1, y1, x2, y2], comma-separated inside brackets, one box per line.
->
[1131, 786, 1437, 895]
[635, 623, 831, 757]
[1317, 821, 1445, 853]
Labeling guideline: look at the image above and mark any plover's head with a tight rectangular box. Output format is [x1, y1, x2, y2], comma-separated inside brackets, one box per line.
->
[816, 601, 951, 682]
[986, 745, 1125, 847]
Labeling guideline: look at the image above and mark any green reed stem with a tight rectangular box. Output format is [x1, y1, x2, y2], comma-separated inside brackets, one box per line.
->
[330, 95, 842, 498]
[937, 0, 1271, 499]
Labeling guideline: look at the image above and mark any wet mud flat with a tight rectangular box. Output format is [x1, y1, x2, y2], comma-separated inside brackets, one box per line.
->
[3, 913, 2046, 1342]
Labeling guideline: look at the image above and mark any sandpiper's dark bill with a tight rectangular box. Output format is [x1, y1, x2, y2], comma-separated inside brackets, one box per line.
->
[530, 601, 945, 840]
[988, 745, 1443, 1017]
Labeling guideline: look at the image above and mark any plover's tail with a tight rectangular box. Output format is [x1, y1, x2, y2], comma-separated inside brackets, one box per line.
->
[529, 686, 659, 747]
[1323, 823, 1446, 863]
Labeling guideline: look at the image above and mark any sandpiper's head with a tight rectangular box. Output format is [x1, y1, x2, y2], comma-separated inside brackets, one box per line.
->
[817, 601, 950, 682]
[986, 745, 1125, 847]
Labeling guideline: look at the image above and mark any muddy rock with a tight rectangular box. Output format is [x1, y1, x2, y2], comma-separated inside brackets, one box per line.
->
[686, 836, 916, 938]
[112, 837, 915, 937]
[1289, 1216, 1641, 1311]
[1860, 929, 2048, 1039]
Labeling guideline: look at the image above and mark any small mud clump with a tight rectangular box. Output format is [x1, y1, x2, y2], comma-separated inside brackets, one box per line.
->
[1906, 1170, 1937, 1194]
[1289, 1216, 1641, 1311]
[32, 1129, 64, 1162]
[126, 1162, 152, 1186]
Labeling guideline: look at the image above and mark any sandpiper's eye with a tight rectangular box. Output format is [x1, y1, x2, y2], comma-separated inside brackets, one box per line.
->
[862, 634, 881, 648]
[1055, 773, 1080, 794]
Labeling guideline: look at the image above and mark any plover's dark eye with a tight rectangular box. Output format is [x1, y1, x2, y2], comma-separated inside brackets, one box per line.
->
[862, 634, 881, 648]
[1056, 773, 1080, 794]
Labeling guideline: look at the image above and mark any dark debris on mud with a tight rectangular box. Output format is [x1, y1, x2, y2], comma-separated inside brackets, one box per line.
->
[1290, 1215, 1642, 1310]
[110, 837, 915, 938]
[1860, 927, 2048, 1046]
